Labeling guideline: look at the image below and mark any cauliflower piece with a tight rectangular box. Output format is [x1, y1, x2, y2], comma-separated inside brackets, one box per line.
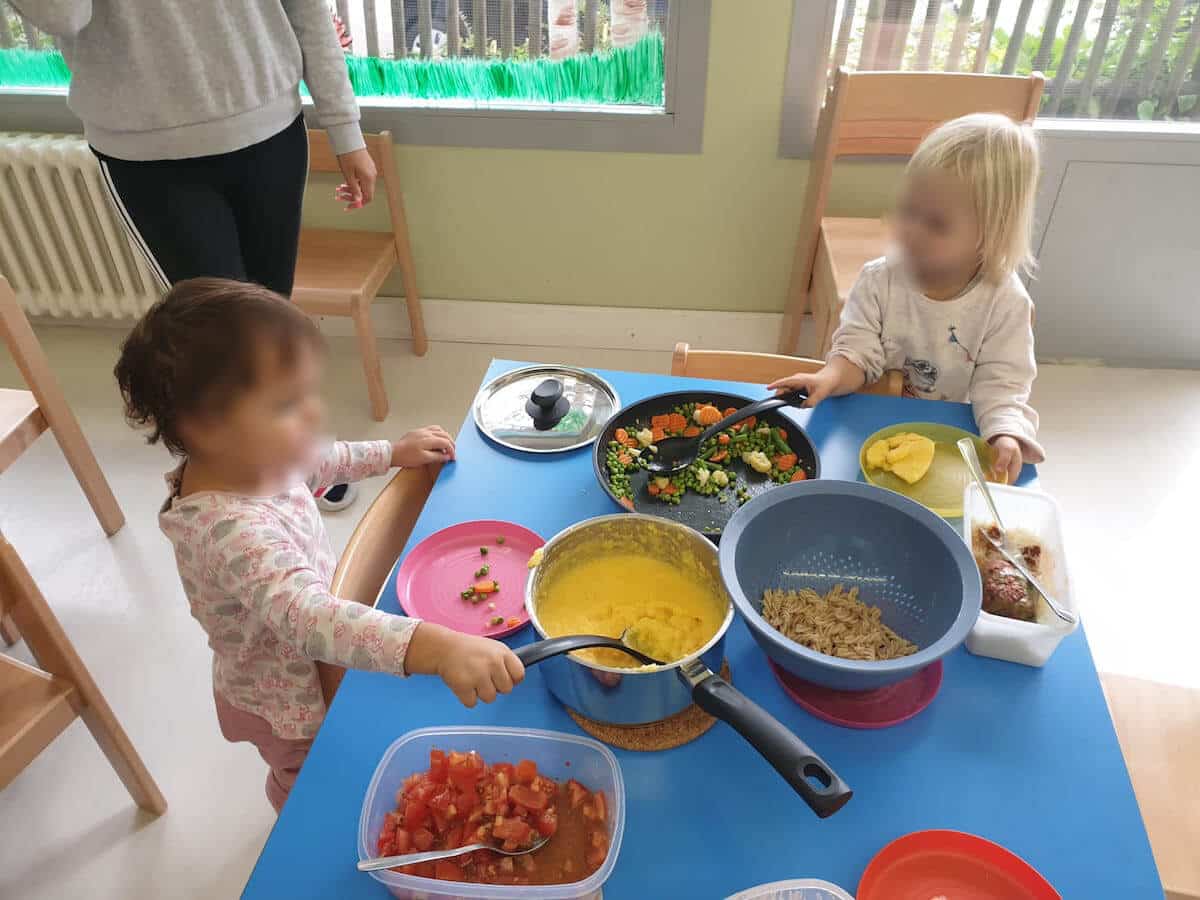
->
[653, 476, 670, 489]
[696, 467, 711, 486]
[742, 450, 772, 474]
[627, 448, 641, 457]
[635, 427, 654, 447]
[711, 469, 729, 488]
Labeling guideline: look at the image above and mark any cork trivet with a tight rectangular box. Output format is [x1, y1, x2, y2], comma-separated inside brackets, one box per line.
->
[566, 661, 732, 751]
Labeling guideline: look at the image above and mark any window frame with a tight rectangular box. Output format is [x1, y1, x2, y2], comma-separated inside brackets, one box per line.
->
[779, 0, 1200, 159]
[0, 1, 710, 154]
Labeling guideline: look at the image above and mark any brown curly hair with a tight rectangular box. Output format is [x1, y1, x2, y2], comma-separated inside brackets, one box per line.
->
[114, 278, 322, 456]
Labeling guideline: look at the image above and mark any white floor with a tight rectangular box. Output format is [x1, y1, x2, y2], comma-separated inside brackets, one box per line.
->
[0, 325, 1196, 900]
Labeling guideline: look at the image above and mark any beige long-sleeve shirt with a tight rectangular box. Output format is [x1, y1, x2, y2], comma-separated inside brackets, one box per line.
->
[830, 256, 1044, 462]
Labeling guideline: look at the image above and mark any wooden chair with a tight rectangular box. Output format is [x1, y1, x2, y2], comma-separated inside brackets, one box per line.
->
[294, 131, 427, 422]
[1102, 674, 1200, 900]
[318, 463, 441, 706]
[0, 529, 166, 813]
[778, 69, 1045, 357]
[1, 277, 125, 645]
[670, 342, 903, 397]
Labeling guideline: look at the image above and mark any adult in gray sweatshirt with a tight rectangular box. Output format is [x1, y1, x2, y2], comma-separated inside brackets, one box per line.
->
[13, 0, 377, 296]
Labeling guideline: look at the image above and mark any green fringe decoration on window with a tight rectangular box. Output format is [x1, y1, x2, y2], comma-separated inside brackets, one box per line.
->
[0, 32, 663, 105]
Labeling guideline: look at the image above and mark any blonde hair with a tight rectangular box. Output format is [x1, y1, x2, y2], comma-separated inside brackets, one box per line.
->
[906, 113, 1040, 283]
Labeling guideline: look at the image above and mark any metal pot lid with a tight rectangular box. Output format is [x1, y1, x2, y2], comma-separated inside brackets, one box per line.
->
[473, 365, 620, 454]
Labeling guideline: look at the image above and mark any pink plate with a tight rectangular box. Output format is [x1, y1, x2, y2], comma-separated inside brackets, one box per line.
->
[395, 520, 544, 639]
[769, 659, 943, 729]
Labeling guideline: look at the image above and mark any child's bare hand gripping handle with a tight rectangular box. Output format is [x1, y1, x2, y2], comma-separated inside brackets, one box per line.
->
[406, 623, 525, 708]
[767, 357, 866, 408]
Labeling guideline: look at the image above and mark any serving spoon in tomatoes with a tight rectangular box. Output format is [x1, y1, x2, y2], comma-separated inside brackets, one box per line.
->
[358, 833, 552, 873]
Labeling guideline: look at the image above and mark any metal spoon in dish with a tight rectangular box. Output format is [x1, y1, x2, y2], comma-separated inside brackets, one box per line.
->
[646, 389, 808, 474]
[358, 834, 551, 873]
[957, 438, 1076, 626]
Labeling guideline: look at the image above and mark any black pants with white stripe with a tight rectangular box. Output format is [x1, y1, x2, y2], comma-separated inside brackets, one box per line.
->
[94, 115, 308, 297]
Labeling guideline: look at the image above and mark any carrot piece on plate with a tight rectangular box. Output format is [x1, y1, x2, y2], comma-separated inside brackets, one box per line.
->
[694, 405, 721, 426]
[683, 425, 701, 437]
[790, 469, 808, 482]
[667, 413, 688, 433]
[615, 428, 630, 445]
[650, 414, 670, 429]
[774, 453, 798, 471]
[473, 580, 499, 594]
[617, 452, 632, 465]
[651, 426, 667, 443]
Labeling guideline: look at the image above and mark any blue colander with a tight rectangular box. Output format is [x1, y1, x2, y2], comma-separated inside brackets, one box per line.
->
[718, 480, 981, 691]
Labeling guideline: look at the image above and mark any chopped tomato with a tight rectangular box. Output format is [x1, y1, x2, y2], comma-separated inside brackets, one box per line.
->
[376, 833, 394, 855]
[588, 790, 607, 825]
[566, 779, 589, 809]
[394, 828, 412, 853]
[493, 817, 534, 844]
[444, 824, 463, 849]
[535, 806, 558, 837]
[413, 827, 435, 852]
[515, 759, 538, 784]
[403, 796, 429, 830]
[434, 860, 466, 881]
[790, 469, 808, 482]
[493, 762, 516, 781]
[428, 749, 449, 783]
[510, 783, 549, 811]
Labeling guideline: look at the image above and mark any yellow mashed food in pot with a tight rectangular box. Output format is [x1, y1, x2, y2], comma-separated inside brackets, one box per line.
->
[535, 553, 726, 668]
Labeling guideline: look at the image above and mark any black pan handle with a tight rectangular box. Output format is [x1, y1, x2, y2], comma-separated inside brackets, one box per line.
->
[691, 674, 852, 818]
[515, 635, 662, 668]
[695, 388, 808, 447]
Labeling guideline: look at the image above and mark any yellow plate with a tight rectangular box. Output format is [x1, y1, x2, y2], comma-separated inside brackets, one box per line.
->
[859, 422, 997, 518]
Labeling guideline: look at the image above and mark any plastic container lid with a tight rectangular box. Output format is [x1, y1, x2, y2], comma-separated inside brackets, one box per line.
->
[726, 878, 855, 900]
[473, 365, 619, 454]
[359, 726, 625, 900]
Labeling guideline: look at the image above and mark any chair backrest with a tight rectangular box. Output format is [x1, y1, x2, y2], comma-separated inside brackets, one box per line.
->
[318, 463, 440, 706]
[306, 130, 407, 256]
[670, 342, 901, 397]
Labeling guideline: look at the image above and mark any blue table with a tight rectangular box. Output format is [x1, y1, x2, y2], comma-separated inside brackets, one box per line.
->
[244, 360, 1162, 899]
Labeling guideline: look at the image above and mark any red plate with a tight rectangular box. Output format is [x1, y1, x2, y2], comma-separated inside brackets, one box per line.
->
[769, 659, 942, 729]
[858, 830, 1060, 900]
[395, 520, 544, 638]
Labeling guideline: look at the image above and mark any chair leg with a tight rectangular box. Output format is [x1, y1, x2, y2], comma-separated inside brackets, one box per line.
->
[77, 702, 168, 815]
[353, 305, 389, 422]
[397, 254, 428, 358]
[50, 423, 125, 537]
[0, 613, 19, 646]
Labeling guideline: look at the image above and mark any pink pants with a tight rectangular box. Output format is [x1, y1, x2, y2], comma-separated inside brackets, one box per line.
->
[214, 692, 312, 814]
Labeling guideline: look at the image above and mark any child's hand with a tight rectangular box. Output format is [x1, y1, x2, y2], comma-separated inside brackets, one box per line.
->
[392, 426, 456, 467]
[767, 369, 835, 408]
[989, 435, 1023, 484]
[435, 633, 525, 708]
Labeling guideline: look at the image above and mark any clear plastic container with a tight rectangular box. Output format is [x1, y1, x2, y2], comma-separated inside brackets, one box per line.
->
[358, 726, 625, 900]
[961, 483, 1078, 667]
[726, 879, 855, 900]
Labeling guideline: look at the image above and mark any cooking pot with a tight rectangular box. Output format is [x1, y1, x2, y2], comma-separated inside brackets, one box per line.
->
[523, 514, 852, 818]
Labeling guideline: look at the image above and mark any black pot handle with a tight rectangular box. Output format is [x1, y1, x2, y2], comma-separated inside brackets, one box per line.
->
[691, 674, 852, 818]
[515, 635, 662, 668]
[694, 388, 808, 447]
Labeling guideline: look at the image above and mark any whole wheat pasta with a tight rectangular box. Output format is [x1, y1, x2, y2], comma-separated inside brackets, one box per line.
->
[761, 584, 917, 662]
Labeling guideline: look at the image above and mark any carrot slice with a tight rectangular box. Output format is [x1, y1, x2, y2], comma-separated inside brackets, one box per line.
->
[615, 428, 629, 445]
[651, 426, 666, 443]
[650, 414, 671, 429]
[774, 453, 798, 471]
[667, 413, 688, 433]
[617, 452, 632, 465]
[790, 469, 808, 482]
[473, 580, 499, 594]
[618, 497, 635, 510]
[647, 483, 661, 496]
[661, 484, 678, 495]
[717, 434, 731, 445]
[694, 405, 722, 426]
[722, 407, 737, 418]
[742, 416, 757, 430]
[777, 428, 788, 440]
[709, 450, 728, 463]
[682, 426, 701, 438]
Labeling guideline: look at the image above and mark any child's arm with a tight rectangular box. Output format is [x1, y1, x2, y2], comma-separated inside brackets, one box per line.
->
[970, 293, 1044, 483]
[307, 428, 455, 492]
[768, 268, 884, 406]
[208, 521, 521, 705]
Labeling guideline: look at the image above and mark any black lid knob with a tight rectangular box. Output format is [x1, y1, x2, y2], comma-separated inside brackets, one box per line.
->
[525, 379, 570, 430]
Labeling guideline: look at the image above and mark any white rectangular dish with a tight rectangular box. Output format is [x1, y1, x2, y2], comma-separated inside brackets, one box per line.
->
[962, 482, 1078, 667]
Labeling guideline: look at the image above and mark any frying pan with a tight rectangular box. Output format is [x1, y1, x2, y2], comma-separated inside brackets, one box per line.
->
[592, 390, 820, 538]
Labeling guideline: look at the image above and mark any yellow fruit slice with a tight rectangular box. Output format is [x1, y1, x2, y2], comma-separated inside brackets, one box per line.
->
[865, 432, 936, 484]
[866, 439, 889, 469]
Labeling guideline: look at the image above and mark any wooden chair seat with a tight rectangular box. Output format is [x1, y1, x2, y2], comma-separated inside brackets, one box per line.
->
[0, 655, 77, 788]
[294, 230, 398, 315]
[0, 387, 46, 475]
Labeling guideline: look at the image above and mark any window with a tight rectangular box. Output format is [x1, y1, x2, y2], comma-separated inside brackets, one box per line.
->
[0, 1, 711, 152]
[782, 0, 1200, 154]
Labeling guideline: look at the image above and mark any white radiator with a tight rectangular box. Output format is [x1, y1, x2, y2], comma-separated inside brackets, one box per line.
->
[0, 133, 159, 319]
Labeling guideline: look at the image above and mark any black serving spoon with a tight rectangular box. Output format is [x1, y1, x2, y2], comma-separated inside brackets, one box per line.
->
[646, 389, 809, 474]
